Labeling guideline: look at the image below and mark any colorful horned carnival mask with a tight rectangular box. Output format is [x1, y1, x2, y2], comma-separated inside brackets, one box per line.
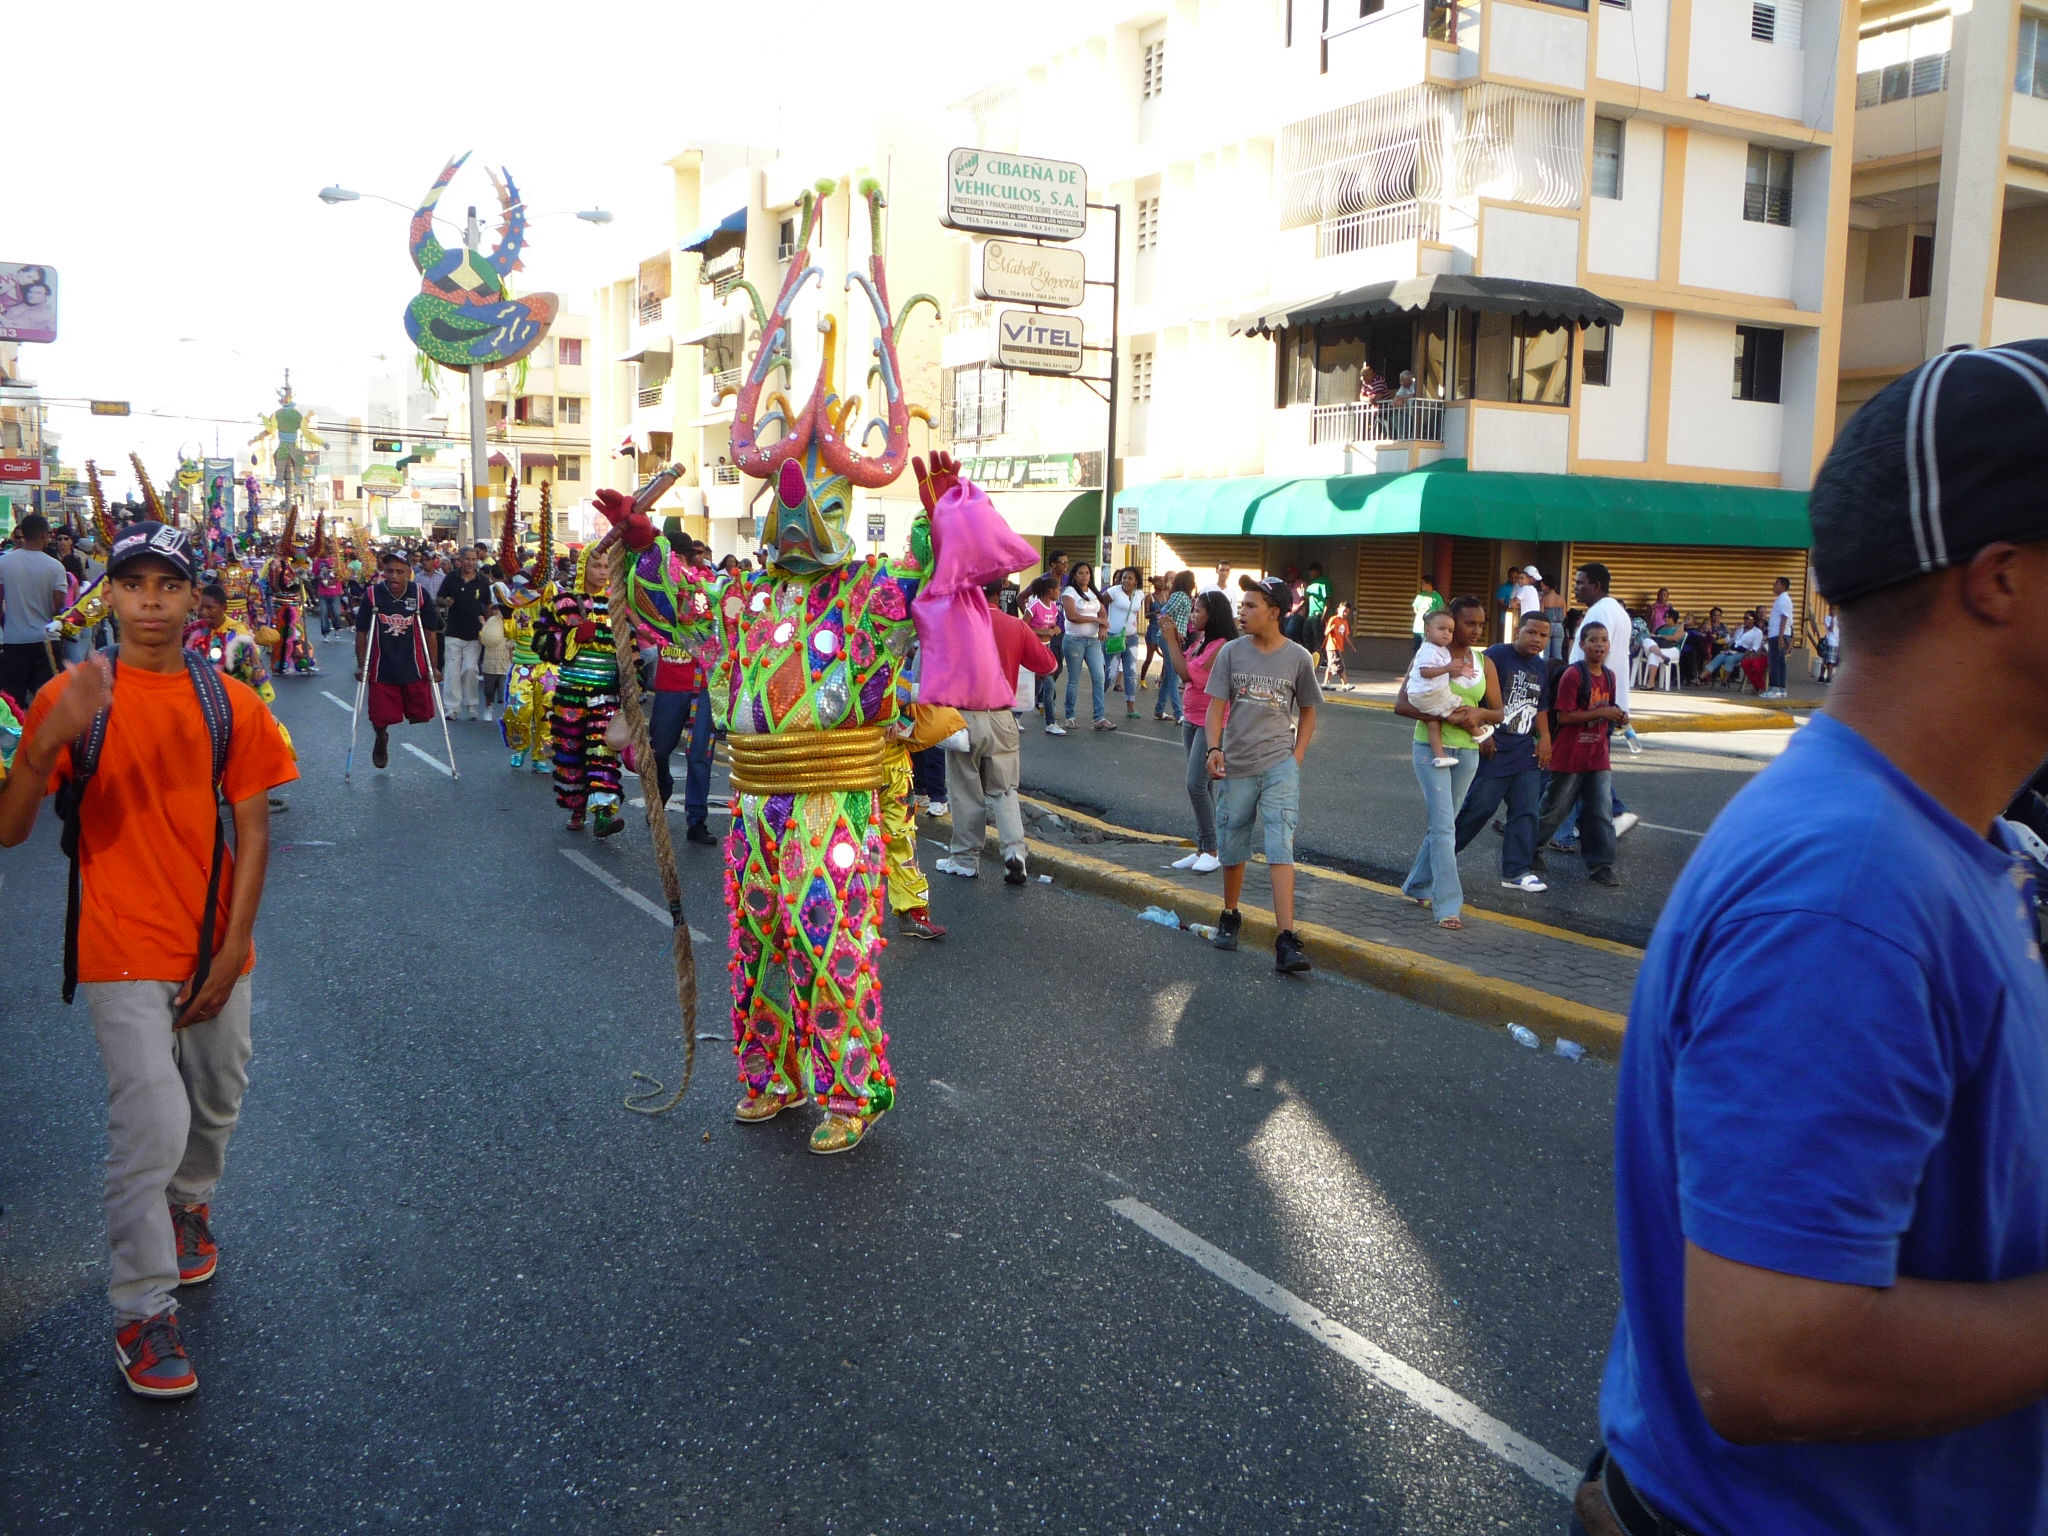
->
[729, 178, 938, 577]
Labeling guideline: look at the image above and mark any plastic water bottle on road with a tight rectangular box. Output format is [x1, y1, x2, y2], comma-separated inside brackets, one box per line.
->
[1622, 726, 1642, 756]
[1507, 1024, 1540, 1049]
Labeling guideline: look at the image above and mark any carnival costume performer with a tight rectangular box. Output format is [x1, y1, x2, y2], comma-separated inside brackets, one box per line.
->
[592, 179, 1013, 1156]
[185, 586, 277, 705]
[0, 688, 22, 787]
[543, 546, 624, 835]
[500, 482, 559, 772]
[614, 513, 722, 843]
[265, 513, 319, 676]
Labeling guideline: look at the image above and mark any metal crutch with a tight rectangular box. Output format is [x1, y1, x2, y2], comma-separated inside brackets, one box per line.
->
[425, 645, 461, 779]
[343, 654, 369, 780]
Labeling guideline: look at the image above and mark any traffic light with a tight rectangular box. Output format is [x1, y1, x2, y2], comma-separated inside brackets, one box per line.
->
[372, 437, 405, 454]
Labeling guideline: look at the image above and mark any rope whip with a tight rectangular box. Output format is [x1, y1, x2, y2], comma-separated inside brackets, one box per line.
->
[603, 529, 700, 1115]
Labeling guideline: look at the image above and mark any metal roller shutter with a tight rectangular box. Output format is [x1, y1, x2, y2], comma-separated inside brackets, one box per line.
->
[1448, 537, 1501, 608]
[1154, 536, 1266, 583]
[1565, 544, 1809, 634]
[1354, 534, 1424, 638]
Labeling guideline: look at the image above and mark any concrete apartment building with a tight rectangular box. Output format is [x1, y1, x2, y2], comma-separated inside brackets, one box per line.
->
[440, 310, 595, 540]
[1840, 2, 2048, 421]
[950, 0, 1854, 662]
[589, 138, 951, 559]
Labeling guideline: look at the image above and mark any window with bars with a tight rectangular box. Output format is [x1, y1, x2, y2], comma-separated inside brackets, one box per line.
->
[556, 337, 583, 366]
[942, 365, 1010, 442]
[1136, 196, 1161, 251]
[1592, 118, 1625, 200]
[1744, 145, 1794, 226]
[559, 455, 583, 483]
[557, 397, 582, 425]
[1733, 326, 1784, 403]
[1856, 13, 1950, 106]
[2020, 14, 2048, 99]
[1751, 0, 1801, 45]
[1142, 38, 1166, 98]
[1130, 349, 1156, 406]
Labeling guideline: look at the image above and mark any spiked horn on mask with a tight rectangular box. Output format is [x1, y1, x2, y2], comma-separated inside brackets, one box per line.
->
[129, 453, 166, 524]
[497, 479, 522, 577]
[277, 505, 299, 567]
[84, 461, 115, 553]
[535, 480, 554, 583]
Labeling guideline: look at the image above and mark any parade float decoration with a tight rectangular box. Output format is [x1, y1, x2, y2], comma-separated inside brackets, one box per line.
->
[249, 374, 325, 504]
[48, 460, 116, 644]
[403, 153, 557, 372]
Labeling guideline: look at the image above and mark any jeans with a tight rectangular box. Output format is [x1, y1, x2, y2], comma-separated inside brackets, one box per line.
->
[1063, 634, 1105, 723]
[320, 593, 345, 634]
[912, 744, 948, 802]
[1181, 722, 1219, 854]
[87, 977, 254, 1322]
[1767, 635, 1788, 690]
[1453, 765, 1543, 879]
[1036, 671, 1058, 725]
[1156, 659, 1182, 719]
[1536, 769, 1617, 872]
[1109, 644, 1137, 707]
[1554, 786, 1629, 845]
[649, 685, 715, 825]
[1400, 742, 1479, 921]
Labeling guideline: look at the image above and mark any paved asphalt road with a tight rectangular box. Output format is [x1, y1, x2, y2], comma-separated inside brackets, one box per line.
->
[1017, 685, 1770, 947]
[1, 669, 1618, 1534]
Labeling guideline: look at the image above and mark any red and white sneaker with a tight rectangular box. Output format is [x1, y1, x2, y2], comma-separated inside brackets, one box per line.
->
[115, 1310, 198, 1398]
[170, 1201, 217, 1285]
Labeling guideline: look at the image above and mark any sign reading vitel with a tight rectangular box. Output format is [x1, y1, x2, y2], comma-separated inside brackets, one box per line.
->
[977, 240, 1086, 308]
[942, 150, 1087, 242]
[992, 310, 1085, 375]
[865, 510, 888, 543]
[0, 264, 57, 343]
[90, 400, 131, 417]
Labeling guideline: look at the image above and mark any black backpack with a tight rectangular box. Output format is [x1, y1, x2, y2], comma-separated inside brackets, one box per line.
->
[54, 652, 234, 1011]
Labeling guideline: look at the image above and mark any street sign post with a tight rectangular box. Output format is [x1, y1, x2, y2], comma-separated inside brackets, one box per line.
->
[991, 310, 1085, 375]
[1116, 503, 1139, 539]
[942, 149, 1088, 241]
[865, 510, 887, 544]
[976, 240, 1086, 308]
[89, 400, 130, 416]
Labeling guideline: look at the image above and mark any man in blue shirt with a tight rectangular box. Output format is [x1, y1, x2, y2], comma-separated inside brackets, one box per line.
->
[1584, 340, 2048, 1536]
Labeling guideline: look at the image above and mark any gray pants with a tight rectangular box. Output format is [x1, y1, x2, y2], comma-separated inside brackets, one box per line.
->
[945, 709, 1027, 870]
[1182, 722, 1218, 855]
[86, 977, 254, 1322]
[443, 636, 483, 714]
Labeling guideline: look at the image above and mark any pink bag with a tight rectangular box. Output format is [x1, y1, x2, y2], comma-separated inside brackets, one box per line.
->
[913, 482, 1039, 710]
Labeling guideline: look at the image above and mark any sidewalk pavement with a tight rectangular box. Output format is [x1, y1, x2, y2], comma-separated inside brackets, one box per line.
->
[1321, 676, 1795, 734]
[933, 795, 1640, 1059]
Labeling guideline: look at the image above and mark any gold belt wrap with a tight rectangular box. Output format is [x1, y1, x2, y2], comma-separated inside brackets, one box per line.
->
[727, 725, 888, 796]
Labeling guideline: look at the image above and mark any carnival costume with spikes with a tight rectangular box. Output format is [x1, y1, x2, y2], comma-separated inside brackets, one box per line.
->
[543, 543, 623, 835]
[593, 179, 969, 1156]
[500, 481, 559, 772]
[265, 508, 319, 675]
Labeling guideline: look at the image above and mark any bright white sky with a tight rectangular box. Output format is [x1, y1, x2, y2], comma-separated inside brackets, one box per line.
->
[11, 0, 1095, 490]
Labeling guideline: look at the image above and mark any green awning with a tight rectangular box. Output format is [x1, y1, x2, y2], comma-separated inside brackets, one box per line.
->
[1053, 490, 1102, 540]
[1116, 461, 1811, 548]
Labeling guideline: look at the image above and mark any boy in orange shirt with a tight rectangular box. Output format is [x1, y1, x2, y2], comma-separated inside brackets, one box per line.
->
[0, 521, 297, 1399]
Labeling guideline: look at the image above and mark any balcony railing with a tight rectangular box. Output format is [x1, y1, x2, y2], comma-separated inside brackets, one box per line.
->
[1310, 397, 1444, 446]
[1316, 200, 1441, 258]
[706, 366, 742, 400]
[637, 384, 665, 409]
[710, 463, 742, 486]
[638, 297, 665, 326]
[709, 270, 745, 299]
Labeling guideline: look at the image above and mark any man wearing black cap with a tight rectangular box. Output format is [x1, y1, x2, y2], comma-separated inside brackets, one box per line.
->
[353, 549, 443, 770]
[1581, 341, 2048, 1536]
[0, 521, 297, 1400]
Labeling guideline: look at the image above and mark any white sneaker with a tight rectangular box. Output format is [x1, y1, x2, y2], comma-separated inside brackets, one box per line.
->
[1189, 852, 1222, 874]
[927, 801, 949, 818]
[1045, 722, 1067, 736]
[1502, 872, 1548, 893]
[1170, 850, 1202, 869]
[1614, 811, 1640, 838]
[934, 857, 978, 878]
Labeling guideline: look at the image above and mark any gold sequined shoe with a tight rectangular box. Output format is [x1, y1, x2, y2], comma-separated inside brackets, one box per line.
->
[808, 1111, 880, 1155]
[734, 1088, 802, 1124]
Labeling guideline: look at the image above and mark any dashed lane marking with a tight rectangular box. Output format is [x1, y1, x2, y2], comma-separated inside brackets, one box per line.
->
[1108, 1196, 1578, 1499]
[1637, 821, 1705, 839]
[322, 691, 354, 714]
[559, 849, 713, 944]
[400, 743, 454, 777]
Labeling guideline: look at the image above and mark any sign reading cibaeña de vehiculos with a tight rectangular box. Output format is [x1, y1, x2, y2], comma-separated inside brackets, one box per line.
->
[992, 310, 1085, 375]
[977, 240, 1086, 308]
[942, 149, 1087, 241]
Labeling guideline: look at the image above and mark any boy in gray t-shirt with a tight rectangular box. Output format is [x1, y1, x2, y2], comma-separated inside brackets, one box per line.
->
[1201, 577, 1322, 973]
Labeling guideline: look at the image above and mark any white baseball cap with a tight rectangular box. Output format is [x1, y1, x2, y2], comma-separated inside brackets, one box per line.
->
[1523, 565, 1542, 580]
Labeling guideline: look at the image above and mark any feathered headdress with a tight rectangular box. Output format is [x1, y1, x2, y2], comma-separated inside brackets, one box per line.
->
[129, 453, 166, 523]
[84, 461, 115, 551]
[536, 480, 553, 581]
[310, 513, 326, 567]
[277, 505, 299, 565]
[497, 479, 521, 577]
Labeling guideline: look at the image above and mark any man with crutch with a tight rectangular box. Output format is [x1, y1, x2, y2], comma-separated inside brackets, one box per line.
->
[351, 550, 448, 772]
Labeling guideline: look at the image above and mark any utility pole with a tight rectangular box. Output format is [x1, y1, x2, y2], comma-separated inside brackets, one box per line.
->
[1095, 201, 1121, 572]
[465, 203, 491, 547]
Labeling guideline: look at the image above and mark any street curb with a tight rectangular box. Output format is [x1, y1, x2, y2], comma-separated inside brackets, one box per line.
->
[1314, 690, 1794, 734]
[985, 830, 1630, 1060]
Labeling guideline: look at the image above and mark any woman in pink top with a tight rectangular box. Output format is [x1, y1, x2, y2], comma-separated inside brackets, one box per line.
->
[1158, 589, 1239, 873]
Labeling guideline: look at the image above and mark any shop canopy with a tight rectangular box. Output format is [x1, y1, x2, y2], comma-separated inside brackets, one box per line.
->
[1235, 274, 1624, 337]
[678, 208, 746, 253]
[520, 452, 558, 468]
[1116, 461, 1810, 548]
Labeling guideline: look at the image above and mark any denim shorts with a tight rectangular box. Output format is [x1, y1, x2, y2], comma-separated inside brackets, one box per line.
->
[1217, 755, 1300, 868]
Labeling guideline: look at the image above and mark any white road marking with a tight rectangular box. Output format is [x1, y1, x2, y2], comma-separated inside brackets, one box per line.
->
[1637, 821, 1705, 839]
[1108, 1197, 1578, 1498]
[322, 691, 354, 714]
[400, 743, 454, 777]
[559, 848, 713, 943]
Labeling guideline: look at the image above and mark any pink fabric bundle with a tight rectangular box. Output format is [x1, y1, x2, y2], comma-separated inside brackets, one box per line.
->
[912, 480, 1039, 710]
